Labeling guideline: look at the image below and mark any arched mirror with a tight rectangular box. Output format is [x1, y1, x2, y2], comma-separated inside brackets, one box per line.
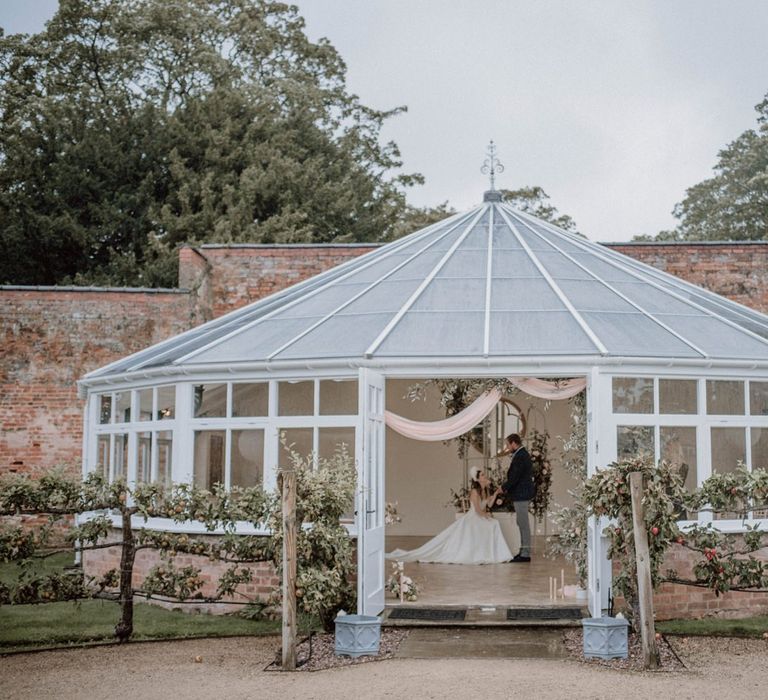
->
[469, 397, 526, 456]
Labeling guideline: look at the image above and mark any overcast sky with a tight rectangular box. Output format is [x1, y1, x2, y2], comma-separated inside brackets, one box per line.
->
[2, 1, 767, 241]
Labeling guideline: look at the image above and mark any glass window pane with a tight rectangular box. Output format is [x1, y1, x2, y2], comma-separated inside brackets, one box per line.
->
[278, 428, 314, 469]
[137, 432, 152, 483]
[749, 381, 768, 416]
[751, 428, 768, 471]
[194, 383, 227, 418]
[115, 392, 131, 423]
[710, 427, 746, 474]
[231, 429, 264, 488]
[706, 380, 744, 415]
[138, 389, 153, 422]
[157, 386, 175, 420]
[617, 425, 655, 460]
[660, 427, 697, 519]
[659, 379, 697, 414]
[232, 383, 268, 417]
[96, 435, 110, 480]
[157, 430, 173, 490]
[711, 427, 747, 519]
[612, 377, 654, 414]
[113, 433, 128, 481]
[320, 380, 358, 415]
[278, 381, 314, 416]
[194, 430, 225, 489]
[318, 427, 356, 462]
[99, 395, 112, 424]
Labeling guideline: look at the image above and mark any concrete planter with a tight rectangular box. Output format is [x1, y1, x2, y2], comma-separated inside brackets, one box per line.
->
[334, 614, 381, 658]
[582, 617, 630, 660]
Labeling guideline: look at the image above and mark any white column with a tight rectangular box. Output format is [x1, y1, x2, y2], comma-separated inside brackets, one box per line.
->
[173, 383, 194, 485]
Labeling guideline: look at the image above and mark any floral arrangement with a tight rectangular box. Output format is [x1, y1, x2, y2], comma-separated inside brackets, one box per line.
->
[385, 501, 402, 525]
[386, 561, 419, 602]
[447, 487, 471, 512]
[528, 429, 553, 519]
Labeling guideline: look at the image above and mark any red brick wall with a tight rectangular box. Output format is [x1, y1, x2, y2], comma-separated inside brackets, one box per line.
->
[0, 288, 200, 477]
[82, 530, 279, 612]
[612, 540, 768, 620]
[606, 242, 768, 314]
[199, 244, 379, 317]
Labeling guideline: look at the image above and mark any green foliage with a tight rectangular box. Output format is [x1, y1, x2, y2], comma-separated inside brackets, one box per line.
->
[0, 445, 358, 639]
[528, 429, 553, 519]
[547, 392, 589, 586]
[582, 457, 686, 612]
[271, 442, 357, 630]
[0, 0, 422, 286]
[500, 186, 579, 233]
[578, 458, 768, 616]
[656, 614, 768, 639]
[636, 92, 768, 242]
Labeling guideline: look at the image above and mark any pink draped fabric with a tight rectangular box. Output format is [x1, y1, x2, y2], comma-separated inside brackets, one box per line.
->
[509, 377, 587, 400]
[384, 389, 503, 441]
[383, 377, 587, 442]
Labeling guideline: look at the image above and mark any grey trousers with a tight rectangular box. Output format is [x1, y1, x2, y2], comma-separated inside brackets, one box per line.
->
[514, 500, 531, 556]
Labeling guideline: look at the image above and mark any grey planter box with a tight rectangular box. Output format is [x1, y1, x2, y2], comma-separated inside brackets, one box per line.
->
[334, 614, 381, 658]
[582, 617, 630, 660]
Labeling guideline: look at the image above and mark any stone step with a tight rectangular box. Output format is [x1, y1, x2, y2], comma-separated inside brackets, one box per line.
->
[382, 605, 588, 628]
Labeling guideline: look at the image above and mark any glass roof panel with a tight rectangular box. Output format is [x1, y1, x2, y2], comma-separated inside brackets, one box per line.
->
[376, 311, 485, 355]
[655, 315, 768, 359]
[510, 220, 560, 251]
[579, 312, 701, 357]
[185, 317, 319, 364]
[342, 279, 424, 314]
[439, 249, 489, 278]
[610, 281, 704, 315]
[568, 253, 647, 283]
[532, 251, 594, 280]
[491, 249, 540, 278]
[490, 278, 567, 311]
[556, 279, 638, 313]
[274, 283, 370, 319]
[410, 278, 486, 312]
[386, 249, 447, 281]
[488, 311, 598, 354]
[274, 313, 395, 359]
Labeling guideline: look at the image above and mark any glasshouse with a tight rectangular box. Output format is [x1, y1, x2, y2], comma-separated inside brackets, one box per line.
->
[78, 189, 768, 617]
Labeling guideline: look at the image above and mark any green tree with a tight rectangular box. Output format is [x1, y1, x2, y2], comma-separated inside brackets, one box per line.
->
[500, 186, 579, 232]
[0, 0, 420, 286]
[635, 92, 768, 242]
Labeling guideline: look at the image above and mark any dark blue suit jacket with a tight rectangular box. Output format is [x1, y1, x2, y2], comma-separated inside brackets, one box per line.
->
[502, 446, 536, 502]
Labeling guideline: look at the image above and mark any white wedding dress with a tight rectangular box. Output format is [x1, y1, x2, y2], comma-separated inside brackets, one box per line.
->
[387, 498, 513, 565]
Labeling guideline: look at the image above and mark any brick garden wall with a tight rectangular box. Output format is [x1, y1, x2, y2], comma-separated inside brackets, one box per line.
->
[605, 241, 768, 313]
[82, 531, 279, 612]
[198, 243, 379, 318]
[0, 287, 200, 478]
[613, 540, 768, 620]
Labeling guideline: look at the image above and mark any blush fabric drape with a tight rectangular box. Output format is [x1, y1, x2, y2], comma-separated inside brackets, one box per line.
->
[383, 377, 587, 441]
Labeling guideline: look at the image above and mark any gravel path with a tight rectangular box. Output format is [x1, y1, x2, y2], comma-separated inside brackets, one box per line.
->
[1, 635, 766, 700]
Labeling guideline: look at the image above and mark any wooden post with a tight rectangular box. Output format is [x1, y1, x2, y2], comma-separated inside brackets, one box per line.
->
[628, 471, 660, 670]
[281, 467, 297, 671]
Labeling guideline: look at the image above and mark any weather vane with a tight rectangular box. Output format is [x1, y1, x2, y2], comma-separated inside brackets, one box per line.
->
[481, 140, 504, 191]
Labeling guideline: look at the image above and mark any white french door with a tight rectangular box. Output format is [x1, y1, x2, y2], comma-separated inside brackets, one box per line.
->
[357, 368, 386, 616]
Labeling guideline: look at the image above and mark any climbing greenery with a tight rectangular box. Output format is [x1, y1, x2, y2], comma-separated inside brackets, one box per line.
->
[0, 445, 356, 640]
[580, 458, 768, 618]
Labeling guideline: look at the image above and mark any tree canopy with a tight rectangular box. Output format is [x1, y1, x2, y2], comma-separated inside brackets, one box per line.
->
[635, 92, 768, 242]
[500, 186, 579, 233]
[0, 0, 421, 286]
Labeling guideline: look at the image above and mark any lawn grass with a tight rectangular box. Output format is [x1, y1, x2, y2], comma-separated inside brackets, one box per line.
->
[657, 615, 768, 638]
[0, 553, 290, 653]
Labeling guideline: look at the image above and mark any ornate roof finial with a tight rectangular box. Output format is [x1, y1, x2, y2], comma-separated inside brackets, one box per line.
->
[481, 140, 504, 191]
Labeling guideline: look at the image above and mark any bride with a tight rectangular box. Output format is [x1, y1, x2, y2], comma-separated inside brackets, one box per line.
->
[386, 467, 513, 564]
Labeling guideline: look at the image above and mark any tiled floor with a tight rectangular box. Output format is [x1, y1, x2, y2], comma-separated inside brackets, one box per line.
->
[385, 535, 584, 608]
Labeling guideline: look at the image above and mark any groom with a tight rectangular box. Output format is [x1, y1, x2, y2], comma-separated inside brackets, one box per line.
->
[500, 433, 535, 563]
